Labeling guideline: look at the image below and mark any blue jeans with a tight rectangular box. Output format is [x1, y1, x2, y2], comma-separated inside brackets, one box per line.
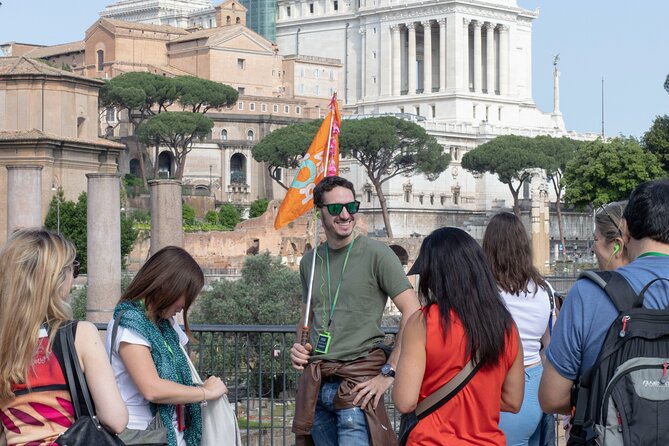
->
[310, 378, 370, 446]
[500, 364, 544, 446]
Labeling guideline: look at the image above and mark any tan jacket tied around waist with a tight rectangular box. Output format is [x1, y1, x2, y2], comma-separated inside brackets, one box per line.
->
[292, 348, 398, 446]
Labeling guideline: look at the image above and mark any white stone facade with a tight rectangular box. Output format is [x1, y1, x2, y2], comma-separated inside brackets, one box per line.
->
[101, 0, 215, 28]
[276, 0, 598, 236]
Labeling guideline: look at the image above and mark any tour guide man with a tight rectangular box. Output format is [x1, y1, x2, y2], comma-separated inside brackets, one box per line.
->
[291, 176, 420, 445]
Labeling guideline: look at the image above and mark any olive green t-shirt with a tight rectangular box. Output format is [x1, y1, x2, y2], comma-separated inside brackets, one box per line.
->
[299, 235, 412, 362]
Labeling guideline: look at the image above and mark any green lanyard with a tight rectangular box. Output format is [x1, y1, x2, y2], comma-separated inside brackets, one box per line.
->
[638, 252, 669, 258]
[323, 238, 355, 330]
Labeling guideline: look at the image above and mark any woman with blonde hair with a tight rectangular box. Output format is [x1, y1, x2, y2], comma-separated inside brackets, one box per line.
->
[592, 201, 630, 270]
[0, 228, 127, 445]
[106, 246, 227, 446]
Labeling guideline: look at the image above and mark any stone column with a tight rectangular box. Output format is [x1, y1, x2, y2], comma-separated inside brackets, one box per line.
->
[531, 186, 551, 275]
[407, 22, 417, 95]
[149, 179, 183, 256]
[485, 23, 495, 94]
[439, 18, 447, 92]
[359, 27, 367, 99]
[422, 20, 432, 94]
[472, 20, 482, 93]
[6, 165, 42, 237]
[86, 173, 121, 323]
[461, 19, 471, 90]
[499, 25, 509, 95]
[391, 24, 402, 96]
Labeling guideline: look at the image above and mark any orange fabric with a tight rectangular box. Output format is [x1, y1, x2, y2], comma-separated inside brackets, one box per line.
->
[1, 336, 74, 446]
[408, 306, 519, 446]
[274, 94, 341, 229]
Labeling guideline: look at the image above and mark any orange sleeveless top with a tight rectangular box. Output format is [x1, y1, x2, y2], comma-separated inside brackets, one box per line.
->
[408, 305, 519, 446]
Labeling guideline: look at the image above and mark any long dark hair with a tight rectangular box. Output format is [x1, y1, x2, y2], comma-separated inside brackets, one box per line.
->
[416, 227, 514, 370]
[482, 212, 547, 295]
[119, 246, 204, 338]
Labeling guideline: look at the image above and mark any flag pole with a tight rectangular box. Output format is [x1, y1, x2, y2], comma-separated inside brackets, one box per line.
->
[301, 94, 337, 345]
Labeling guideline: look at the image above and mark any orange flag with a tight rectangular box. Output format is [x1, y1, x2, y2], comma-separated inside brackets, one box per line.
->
[274, 94, 341, 229]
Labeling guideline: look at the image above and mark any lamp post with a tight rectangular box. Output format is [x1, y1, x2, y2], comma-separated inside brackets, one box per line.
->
[51, 183, 60, 233]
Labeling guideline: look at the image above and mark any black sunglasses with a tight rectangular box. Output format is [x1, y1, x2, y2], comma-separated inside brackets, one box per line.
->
[322, 201, 360, 216]
[72, 260, 80, 279]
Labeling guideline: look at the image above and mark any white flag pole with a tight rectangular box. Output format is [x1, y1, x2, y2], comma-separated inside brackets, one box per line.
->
[301, 96, 337, 345]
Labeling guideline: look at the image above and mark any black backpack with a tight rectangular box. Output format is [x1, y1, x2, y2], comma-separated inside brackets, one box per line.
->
[567, 270, 669, 446]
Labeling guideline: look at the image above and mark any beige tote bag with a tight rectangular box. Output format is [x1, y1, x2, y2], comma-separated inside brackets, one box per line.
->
[181, 346, 242, 446]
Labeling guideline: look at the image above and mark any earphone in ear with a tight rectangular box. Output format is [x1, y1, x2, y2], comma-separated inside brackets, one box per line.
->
[613, 243, 621, 254]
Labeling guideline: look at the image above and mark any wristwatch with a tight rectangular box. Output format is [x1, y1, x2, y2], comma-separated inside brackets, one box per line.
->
[381, 363, 396, 378]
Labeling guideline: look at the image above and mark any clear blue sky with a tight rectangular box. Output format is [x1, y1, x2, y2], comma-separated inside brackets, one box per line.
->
[1, 0, 668, 138]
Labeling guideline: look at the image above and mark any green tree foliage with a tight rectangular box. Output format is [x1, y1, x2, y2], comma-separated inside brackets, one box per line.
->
[664, 74, 669, 96]
[251, 120, 322, 190]
[204, 210, 219, 225]
[339, 117, 450, 237]
[642, 115, 669, 172]
[462, 135, 546, 216]
[193, 253, 301, 325]
[563, 137, 664, 208]
[536, 135, 581, 249]
[218, 203, 241, 230]
[191, 253, 302, 397]
[183, 203, 196, 225]
[100, 72, 237, 183]
[44, 191, 138, 272]
[137, 112, 214, 180]
[174, 76, 239, 113]
[249, 198, 269, 218]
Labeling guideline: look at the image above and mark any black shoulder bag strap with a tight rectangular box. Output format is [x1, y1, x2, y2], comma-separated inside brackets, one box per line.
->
[415, 357, 482, 420]
[59, 322, 96, 420]
[578, 270, 640, 311]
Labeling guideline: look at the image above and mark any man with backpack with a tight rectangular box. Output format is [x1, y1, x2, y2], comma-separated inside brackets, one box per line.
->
[539, 179, 669, 445]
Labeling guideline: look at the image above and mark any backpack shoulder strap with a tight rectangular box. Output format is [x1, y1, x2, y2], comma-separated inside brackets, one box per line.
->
[578, 270, 641, 311]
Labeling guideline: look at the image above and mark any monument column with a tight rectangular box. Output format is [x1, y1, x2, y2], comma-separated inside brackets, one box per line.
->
[499, 24, 510, 95]
[391, 24, 401, 96]
[473, 20, 482, 93]
[439, 18, 447, 92]
[86, 173, 121, 323]
[407, 22, 417, 94]
[422, 20, 432, 94]
[149, 179, 183, 255]
[462, 19, 471, 90]
[6, 165, 42, 236]
[359, 27, 367, 99]
[485, 23, 495, 94]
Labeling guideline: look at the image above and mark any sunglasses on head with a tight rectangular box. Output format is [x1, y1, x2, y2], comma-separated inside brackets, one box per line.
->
[322, 201, 361, 216]
[597, 204, 623, 237]
[72, 260, 80, 279]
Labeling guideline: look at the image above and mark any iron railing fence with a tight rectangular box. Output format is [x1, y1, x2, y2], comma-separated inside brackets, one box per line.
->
[96, 324, 564, 446]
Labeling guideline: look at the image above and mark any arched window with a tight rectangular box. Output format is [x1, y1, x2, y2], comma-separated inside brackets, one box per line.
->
[97, 50, 104, 71]
[230, 153, 247, 184]
[247, 130, 254, 141]
[221, 129, 228, 140]
[158, 151, 173, 178]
